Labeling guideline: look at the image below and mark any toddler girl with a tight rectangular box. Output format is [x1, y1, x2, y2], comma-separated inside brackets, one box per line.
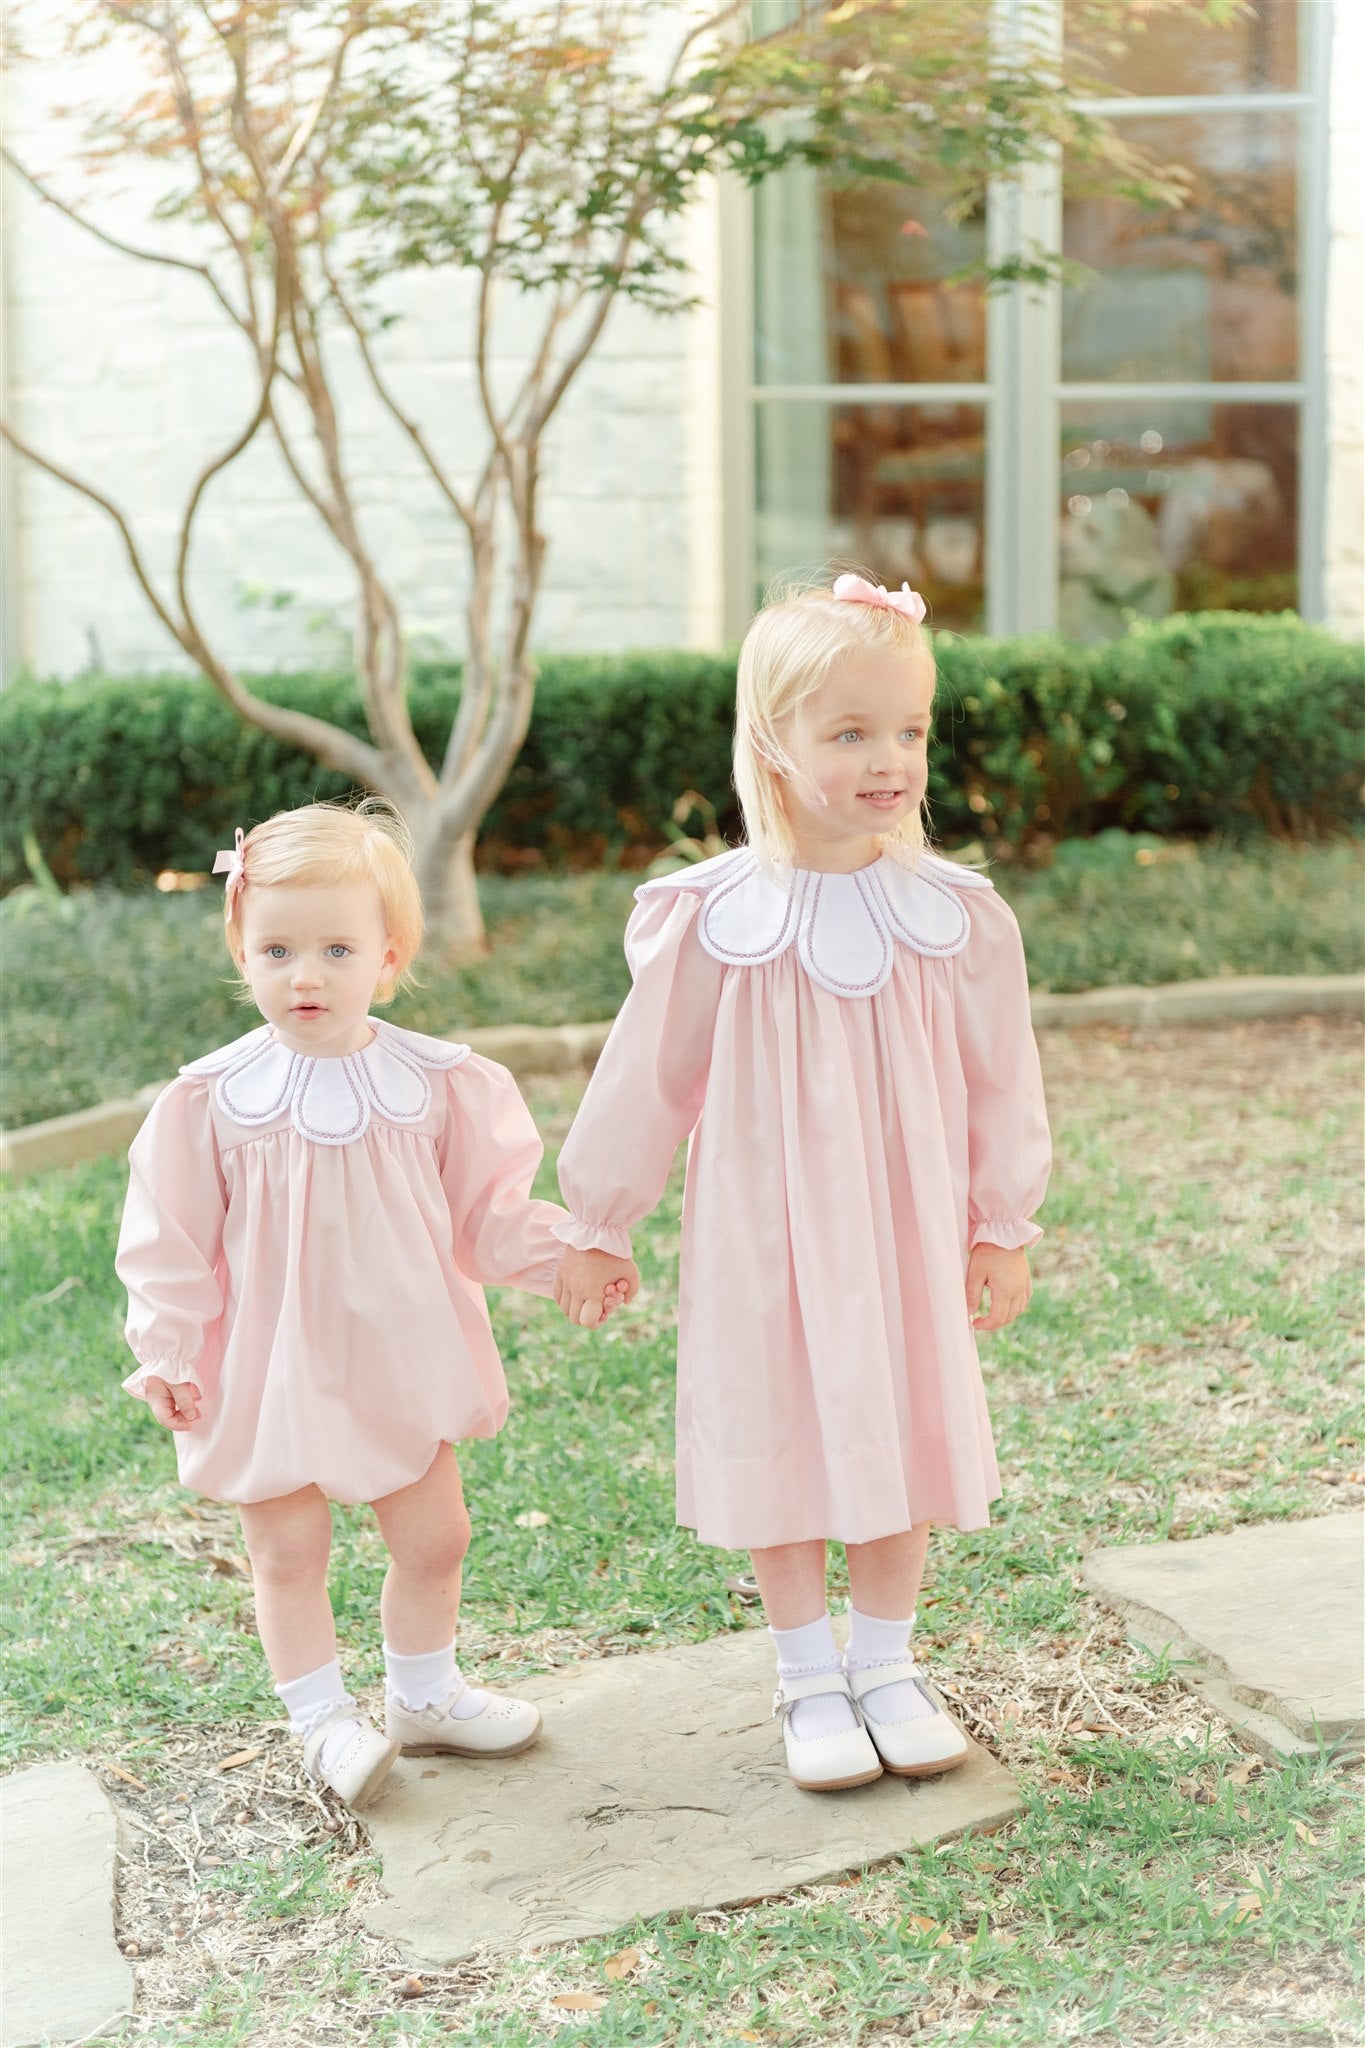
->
[117, 802, 635, 1809]
[554, 577, 1050, 1791]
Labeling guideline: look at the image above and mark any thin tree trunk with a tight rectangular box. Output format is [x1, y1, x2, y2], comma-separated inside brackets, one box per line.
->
[414, 821, 488, 961]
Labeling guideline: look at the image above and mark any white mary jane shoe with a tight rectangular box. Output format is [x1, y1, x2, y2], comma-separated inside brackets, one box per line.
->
[385, 1680, 542, 1757]
[773, 1669, 883, 1792]
[302, 1707, 400, 1810]
[846, 1658, 970, 1777]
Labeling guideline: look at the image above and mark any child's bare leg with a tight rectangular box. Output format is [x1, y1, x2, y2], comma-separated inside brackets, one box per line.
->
[844, 1521, 940, 1730]
[747, 1539, 828, 1628]
[370, 1442, 470, 1655]
[238, 1485, 336, 1682]
[748, 1538, 867, 1745]
[845, 1522, 931, 1618]
[239, 1487, 394, 1799]
[371, 1443, 540, 1752]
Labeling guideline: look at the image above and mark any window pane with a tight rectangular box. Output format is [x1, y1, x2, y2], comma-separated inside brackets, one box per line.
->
[1065, 0, 1301, 97]
[754, 173, 987, 387]
[755, 401, 986, 631]
[1058, 402, 1298, 638]
[1063, 111, 1300, 382]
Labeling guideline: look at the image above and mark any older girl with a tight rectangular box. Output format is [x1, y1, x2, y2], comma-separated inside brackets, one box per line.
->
[553, 577, 1050, 1792]
[117, 802, 634, 1808]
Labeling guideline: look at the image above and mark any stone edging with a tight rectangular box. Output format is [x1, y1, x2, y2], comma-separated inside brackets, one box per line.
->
[1, 975, 1360, 1182]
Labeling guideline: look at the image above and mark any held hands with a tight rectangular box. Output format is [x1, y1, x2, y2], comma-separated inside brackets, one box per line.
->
[554, 1248, 641, 1329]
[966, 1243, 1033, 1333]
[142, 1375, 203, 1430]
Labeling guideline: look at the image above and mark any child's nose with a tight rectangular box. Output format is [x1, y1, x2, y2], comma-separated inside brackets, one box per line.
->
[291, 959, 323, 987]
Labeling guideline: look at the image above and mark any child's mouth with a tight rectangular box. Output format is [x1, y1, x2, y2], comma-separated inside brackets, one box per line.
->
[858, 791, 905, 808]
[291, 1004, 326, 1018]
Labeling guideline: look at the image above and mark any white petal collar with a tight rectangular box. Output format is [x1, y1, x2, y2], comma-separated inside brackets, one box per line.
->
[182, 1019, 471, 1145]
[638, 847, 992, 998]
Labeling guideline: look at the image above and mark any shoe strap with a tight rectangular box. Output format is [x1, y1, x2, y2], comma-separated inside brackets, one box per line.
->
[302, 1702, 364, 1775]
[771, 1668, 857, 1721]
[846, 1658, 927, 1702]
[406, 1678, 468, 1717]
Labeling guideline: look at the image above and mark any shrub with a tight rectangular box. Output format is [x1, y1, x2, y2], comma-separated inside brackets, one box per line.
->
[2, 614, 1359, 890]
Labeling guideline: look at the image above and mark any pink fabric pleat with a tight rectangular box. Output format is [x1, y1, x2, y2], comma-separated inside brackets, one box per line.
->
[558, 884, 1051, 1550]
[118, 1055, 566, 1505]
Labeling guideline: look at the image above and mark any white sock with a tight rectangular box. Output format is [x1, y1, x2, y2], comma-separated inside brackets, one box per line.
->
[845, 1607, 934, 1725]
[276, 1659, 366, 1772]
[770, 1614, 858, 1739]
[384, 1639, 488, 1722]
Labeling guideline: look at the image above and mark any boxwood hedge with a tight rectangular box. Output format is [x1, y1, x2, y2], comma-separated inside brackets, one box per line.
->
[2, 611, 1359, 890]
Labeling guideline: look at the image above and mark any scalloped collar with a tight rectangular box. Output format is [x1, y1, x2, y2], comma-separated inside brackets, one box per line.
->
[638, 847, 993, 998]
[182, 1019, 471, 1146]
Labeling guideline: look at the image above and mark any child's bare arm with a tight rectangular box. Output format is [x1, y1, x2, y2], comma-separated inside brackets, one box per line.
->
[966, 1243, 1032, 1333]
[141, 1375, 203, 1430]
[554, 1249, 640, 1329]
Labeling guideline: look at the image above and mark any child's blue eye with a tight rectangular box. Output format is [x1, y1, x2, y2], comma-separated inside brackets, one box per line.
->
[266, 945, 289, 960]
[326, 945, 351, 959]
[837, 731, 862, 744]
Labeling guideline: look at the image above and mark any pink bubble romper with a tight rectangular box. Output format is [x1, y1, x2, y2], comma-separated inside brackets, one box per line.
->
[116, 1021, 570, 1506]
[554, 848, 1052, 1550]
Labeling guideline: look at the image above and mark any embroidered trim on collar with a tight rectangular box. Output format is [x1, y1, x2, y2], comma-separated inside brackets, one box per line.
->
[637, 848, 992, 998]
[181, 1020, 471, 1145]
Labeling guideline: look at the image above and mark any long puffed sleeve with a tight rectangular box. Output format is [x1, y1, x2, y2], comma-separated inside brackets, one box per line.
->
[438, 1055, 570, 1296]
[952, 887, 1051, 1250]
[555, 887, 725, 1257]
[117, 1078, 228, 1398]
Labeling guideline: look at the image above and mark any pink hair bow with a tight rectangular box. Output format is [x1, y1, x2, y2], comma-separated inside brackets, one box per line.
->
[832, 572, 927, 625]
[212, 827, 246, 919]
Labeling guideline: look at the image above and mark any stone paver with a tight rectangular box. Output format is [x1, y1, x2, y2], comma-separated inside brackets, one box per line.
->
[1084, 1512, 1364, 1758]
[364, 1629, 1019, 1966]
[0, 1762, 133, 2048]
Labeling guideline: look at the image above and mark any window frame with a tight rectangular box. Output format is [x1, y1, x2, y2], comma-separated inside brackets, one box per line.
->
[725, 0, 1333, 638]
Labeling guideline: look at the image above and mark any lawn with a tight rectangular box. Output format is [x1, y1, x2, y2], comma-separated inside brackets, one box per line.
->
[2, 1015, 1361, 2045]
[2, 835, 1361, 1128]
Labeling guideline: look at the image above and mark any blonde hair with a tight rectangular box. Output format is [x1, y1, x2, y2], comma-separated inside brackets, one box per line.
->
[224, 799, 423, 1002]
[734, 581, 936, 870]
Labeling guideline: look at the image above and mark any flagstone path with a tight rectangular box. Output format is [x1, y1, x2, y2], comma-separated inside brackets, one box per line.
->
[1084, 1511, 1363, 1760]
[362, 1629, 1019, 1967]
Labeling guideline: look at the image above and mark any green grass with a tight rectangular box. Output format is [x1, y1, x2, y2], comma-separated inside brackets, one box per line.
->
[2, 836, 1361, 1127]
[2, 1027, 1362, 2043]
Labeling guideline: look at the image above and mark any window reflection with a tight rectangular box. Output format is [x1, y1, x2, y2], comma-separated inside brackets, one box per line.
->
[1064, 111, 1300, 382]
[755, 175, 987, 388]
[1059, 404, 1298, 639]
[1064, 0, 1300, 97]
[755, 402, 986, 631]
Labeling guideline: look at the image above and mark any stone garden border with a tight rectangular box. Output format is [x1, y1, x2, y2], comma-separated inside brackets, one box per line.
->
[2, 975, 1361, 1182]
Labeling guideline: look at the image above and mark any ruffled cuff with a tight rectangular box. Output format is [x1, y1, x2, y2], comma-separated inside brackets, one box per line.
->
[550, 1215, 634, 1261]
[122, 1361, 198, 1401]
[969, 1218, 1043, 1252]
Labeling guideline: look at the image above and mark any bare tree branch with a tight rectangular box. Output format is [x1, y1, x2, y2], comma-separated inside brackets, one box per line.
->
[0, 417, 385, 784]
[661, 0, 749, 90]
[317, 243, 479, 539]
[174, 297, 283, 636]
[0, 146, 251, 339]
[267, 13, 356, 199]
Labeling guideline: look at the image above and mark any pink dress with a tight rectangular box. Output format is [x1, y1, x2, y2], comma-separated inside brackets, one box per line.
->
[116, 1019, 568, 1506]
[555, 848, 1051, 1550]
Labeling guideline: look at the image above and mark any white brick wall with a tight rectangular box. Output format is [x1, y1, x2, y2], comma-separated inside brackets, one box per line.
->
[1, 4, 719, 678]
